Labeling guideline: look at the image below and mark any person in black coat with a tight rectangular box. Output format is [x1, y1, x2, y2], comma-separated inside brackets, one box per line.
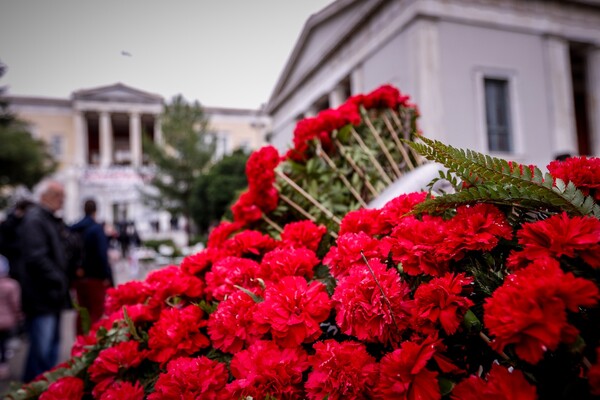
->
[70, 199, 113, 334]
[17, 180, 70, 382]
[0, 199, 33, 281]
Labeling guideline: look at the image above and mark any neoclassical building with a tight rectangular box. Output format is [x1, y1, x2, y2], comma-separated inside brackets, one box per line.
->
[266, 0, 600, 168]
[4, 83, 270, 236]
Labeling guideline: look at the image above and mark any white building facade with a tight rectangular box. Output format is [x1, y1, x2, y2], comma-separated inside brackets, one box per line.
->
[4, 83, 270, 238]
[266, 0, 600, 169]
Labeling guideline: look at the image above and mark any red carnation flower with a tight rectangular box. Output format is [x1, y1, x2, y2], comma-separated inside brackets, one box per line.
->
[148, 356, 229, 400]
[227, 340, 309, 399]
[104, 280, 151, 315]
[223, 229, 278, 258]
[547, 156, 600, 200]
[252, 185, 279, 213]
[89, 341, 146, 398]
[412, 273, 474, 335]
[206, 220, 244, 248]
[71, 331, 98, 357]
[446, 204, 512, 256]
[339, 208, 383, 236]
[381, 215, 462, 276]
[484, 258, 599, 364]
[333, 260, 412, 345]
[246, 145, 280, 190]
[306, 339, 379, 400]
[180, 247, 229, 276]
[515, 212, 600, 269]
[208, 289, 265, 353]
[99, 380, 145, 400]
[375, 336, 443, 400]
[147, 305, 210, 364]
[281, 220, 327, 252]
[204, 256, 261, 301]
[232, 190, 263, 224]
[256, 276, 331, 348]
[323, 232, 381, 279]
[451, 363, 537, 400]
[362, 84, 406, 110]
[145, 265, 205, 305]
[258, 247, 320, 282]
[39, 376, 84, 400]
[377, 192, 428, 234]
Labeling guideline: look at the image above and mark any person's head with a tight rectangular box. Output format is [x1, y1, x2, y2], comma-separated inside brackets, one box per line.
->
[84, 199, 97, 217]
[35, 179, 65, 213]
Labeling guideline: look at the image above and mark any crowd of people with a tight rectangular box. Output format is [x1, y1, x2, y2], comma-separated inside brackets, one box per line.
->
[0, 179, 140, 382]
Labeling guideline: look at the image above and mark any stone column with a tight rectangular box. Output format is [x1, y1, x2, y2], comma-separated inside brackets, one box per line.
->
[329, 84, 346, 108]
[74, 111, 88, 166]
[545, 35, 578, 156]
[350, 67, 363, 95]
[588, 45, 600, 156]
[154, 115, 163, 146]
[130, 112, 142, 167]
[413, 17, 444, 142]
[100, 111, 113, 167]
[305, 105, 318, 118]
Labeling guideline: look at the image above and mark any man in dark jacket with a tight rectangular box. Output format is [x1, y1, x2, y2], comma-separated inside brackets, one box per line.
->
[18, 180, 70, 382]
[70, 199, 113, 334]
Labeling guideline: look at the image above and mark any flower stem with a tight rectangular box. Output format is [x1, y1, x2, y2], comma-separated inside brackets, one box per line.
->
[390, 109, 424, 165]
[316, 144, 368, 207]
[261, 213, 283, 233]
[361, 252, 400, 332]
[363, 112, 403, 179]
[333, 139, 379, 198]
[276, 169, 342, 225]
[350, 127, 393, 185]
[279, 193, 317, 222]
[382, 112, 415, 170]
[478, 331, 510, 361]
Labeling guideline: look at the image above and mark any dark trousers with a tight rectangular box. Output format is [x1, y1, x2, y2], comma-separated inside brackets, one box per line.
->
[0, 329, 11, 363]
[23, 313, 60, 382]
[73, 278, 108, 335]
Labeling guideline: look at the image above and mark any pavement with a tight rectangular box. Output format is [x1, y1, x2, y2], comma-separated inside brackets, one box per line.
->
[0, 254, 162, 397]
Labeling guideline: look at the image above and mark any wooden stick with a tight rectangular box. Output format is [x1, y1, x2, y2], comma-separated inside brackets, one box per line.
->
[276, 169, 342, 225]
[316, 145, 368, 207]
[350, 127, 393, 185]
[333, 139, 379, 198]
[279, 193, 317, 222]
[364, 114, 403, 179]
[261, 213, 283, 233]
[382, 113, 415, 170]
[361, 252, 399, 331]
[279, 193, 338, 239]
[391, 109, 424, 166]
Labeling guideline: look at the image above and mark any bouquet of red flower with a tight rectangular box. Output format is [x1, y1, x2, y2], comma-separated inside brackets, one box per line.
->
[7, 85, 600, 400]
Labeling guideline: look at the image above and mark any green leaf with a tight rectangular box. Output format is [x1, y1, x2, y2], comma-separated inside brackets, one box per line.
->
[234, 285, 264, 303]
[439, 377, 455, 396]
[123, 306, 143, 342]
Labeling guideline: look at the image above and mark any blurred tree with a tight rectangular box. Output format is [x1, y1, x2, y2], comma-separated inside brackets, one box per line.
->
[0, 61, 57, 206]
[142, 94, 216, 234]
[191, 149, 249, 233]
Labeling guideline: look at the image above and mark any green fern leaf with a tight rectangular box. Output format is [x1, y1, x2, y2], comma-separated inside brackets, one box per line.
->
[408, 137, 599, 217]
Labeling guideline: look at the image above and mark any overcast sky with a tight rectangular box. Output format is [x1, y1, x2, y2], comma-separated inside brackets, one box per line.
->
[0, 0, 334, 109]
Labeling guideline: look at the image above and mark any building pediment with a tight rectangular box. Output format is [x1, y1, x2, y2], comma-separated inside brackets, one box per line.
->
[266, 0, 385, 113]
[72, 83, 163, 105]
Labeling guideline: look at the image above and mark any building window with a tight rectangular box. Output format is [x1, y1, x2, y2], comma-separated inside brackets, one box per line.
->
[484, 78, 512, 152]
[50, 134, 63, 159]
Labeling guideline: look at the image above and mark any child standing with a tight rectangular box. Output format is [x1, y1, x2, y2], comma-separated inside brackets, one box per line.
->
[0, 254, 21, 379]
